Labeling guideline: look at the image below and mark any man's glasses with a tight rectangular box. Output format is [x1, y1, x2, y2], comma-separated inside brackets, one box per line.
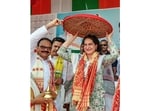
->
[100, 44, 107, 46]
[39, 46, 51, 50]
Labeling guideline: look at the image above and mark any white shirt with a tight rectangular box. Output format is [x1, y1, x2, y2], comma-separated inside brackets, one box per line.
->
[31, 26, 51, 91]
[42, 60, 50, 90]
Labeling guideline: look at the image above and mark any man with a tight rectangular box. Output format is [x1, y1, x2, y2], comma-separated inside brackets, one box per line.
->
[31, 18, 62, 111]
[100, 39, 116, 111]
[49, 37, 73, 111]
[100, 39, 119, 80]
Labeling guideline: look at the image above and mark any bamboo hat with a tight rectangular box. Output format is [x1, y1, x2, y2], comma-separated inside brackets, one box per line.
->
[63, 14, 113, 38]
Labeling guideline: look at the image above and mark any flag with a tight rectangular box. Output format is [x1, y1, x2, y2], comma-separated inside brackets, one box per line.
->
[99, 0, 120, 9]
[72, 0, 98, 11]
[31, 0, 120, 15]
[31, 0, 51, 15]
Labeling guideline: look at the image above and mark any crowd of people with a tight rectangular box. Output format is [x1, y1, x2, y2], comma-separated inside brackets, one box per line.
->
[30, 18, 120, 111]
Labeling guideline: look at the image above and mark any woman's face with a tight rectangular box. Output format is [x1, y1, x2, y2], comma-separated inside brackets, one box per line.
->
[83, 38, 97, 55]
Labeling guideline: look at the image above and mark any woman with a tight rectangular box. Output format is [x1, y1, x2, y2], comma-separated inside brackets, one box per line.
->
[57, 32, 118, 111]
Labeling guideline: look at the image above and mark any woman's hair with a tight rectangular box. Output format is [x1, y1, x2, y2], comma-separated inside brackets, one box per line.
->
[81, 34, 101, 52]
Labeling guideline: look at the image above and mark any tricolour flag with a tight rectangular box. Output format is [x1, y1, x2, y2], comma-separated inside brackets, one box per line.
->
[31, 0, 120, 15]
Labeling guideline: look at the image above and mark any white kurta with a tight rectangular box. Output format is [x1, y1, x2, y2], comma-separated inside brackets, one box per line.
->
[31, 26, 52, 91]
[31, 26, 48, 70]
[31, 78, 41, 111]
[31, 26, 55, 111]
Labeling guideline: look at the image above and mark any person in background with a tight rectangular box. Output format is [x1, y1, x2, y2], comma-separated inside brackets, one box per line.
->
[57, 31, 119, 111]
[116, 49, 120, 77]
[112, 59, 118, 80]
[49, 37, 73, 111]
[112, 22, 120, 111]
[100, 39, 117, 111]
[31, 18, 62, 111]
[100, 39, 119, 81]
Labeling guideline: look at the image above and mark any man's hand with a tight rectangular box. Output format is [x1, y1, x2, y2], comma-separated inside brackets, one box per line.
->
[31, 93, 52, 106]
[72, 100, 78, 106]
[45, 18, 62, 29]
[55, 78, 63, 85]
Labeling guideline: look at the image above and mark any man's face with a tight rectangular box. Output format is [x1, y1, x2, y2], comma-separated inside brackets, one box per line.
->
[51, 41, 63, 56]
[36, 40, 52, 60]
[100, 41, 108, 52]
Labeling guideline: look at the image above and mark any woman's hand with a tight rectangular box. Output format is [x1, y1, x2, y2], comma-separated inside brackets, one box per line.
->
[66, 32, 79, 41]
[62, 32, 79, 48]
[106, 31, 113, 43]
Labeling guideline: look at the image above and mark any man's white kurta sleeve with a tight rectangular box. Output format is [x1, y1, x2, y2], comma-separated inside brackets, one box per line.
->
[30, 26, 49, 70]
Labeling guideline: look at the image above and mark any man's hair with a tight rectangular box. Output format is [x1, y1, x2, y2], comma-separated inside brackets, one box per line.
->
[100, 39, 108, 43]
[51, 37, 65, 44]
[37, 38, 52, 46]
[100, 39, 110, 55]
